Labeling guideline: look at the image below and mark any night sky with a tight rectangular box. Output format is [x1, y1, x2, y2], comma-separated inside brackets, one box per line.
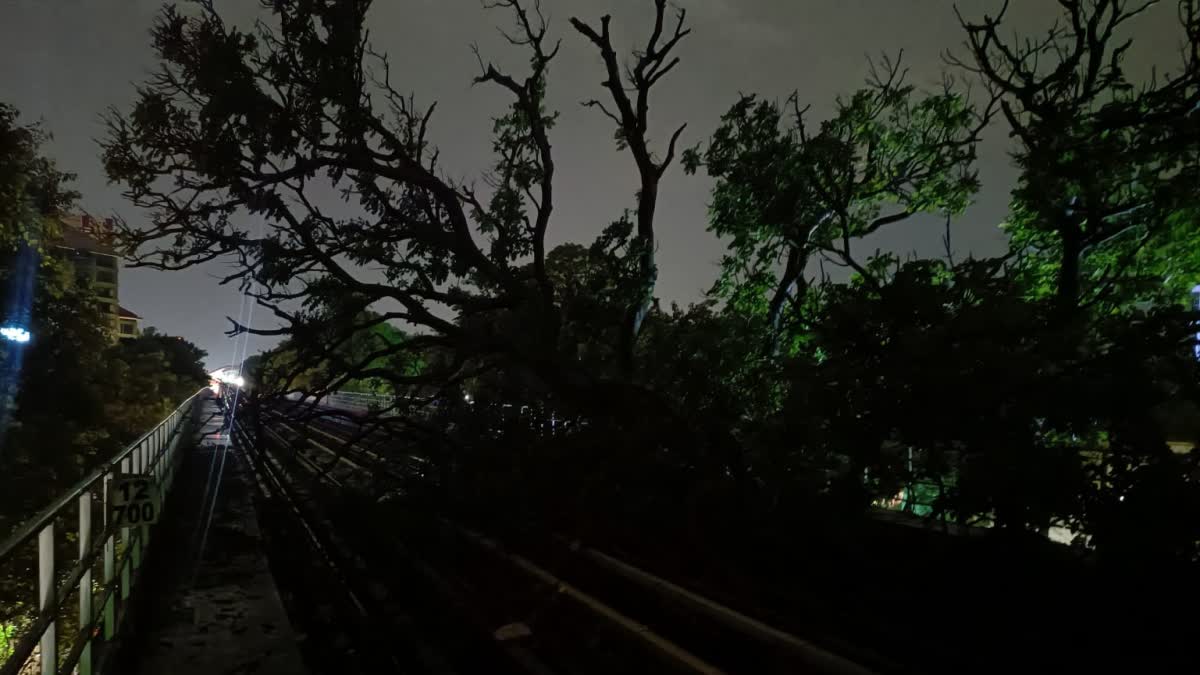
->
[0, 0, 1188, 369]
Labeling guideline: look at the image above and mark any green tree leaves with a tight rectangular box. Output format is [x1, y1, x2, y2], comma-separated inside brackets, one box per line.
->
[0, 104, 77, 254]
[690, 62, 985, 353]
[956, 0, 1200, 311]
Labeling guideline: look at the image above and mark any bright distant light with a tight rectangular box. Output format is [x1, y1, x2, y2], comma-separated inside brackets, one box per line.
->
[0, 326, 31, 343]
[209, 368, 246, 389]
[463, 393, 472, 403]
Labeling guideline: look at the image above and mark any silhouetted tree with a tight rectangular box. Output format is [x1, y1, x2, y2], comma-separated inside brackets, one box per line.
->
[0, 103, 77, 251]
[571, 1, 690, 374]
[949, 0, 1200, 312]
[254, 310, 418, 398]
[777, 253, 1200, 560]
[99, 0, 1200, 602]
[103, 0, 689, 414]
[107, 330, 209, 423]
[685, 59, 990, 355]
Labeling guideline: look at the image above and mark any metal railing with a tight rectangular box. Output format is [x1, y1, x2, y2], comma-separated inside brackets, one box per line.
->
[325, 391, 395, 413]
[283, 390, 396, 415]
[0, 390, 206, 675]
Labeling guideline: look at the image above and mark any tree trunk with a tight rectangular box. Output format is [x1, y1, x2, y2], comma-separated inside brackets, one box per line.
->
[767, 247, 806, 356]
[621, 179, 660, 375]
[1057, 214, 1083, 313]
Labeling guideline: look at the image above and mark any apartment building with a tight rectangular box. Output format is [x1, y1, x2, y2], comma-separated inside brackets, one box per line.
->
[57, 215, 141, 340]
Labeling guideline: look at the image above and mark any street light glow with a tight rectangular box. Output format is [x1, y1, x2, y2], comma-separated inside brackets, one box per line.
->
[0, 326, 31, 343]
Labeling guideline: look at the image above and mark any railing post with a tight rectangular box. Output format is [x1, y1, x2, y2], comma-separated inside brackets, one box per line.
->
[160, 419, 171, 492]
[38, 523, 55, 675]
[0, 391, 202, 675]
[152, 427, 161, 484]
[78, 491, 93, 675]
[164, 429, 174, 494]
[103, 476, 116, 640]
[143, 431, 153, 474]
[164, 421, 172, 478]
[155, 423, 167, 515]
[120, 454, 134, 595]
[135, 438, 150, 561]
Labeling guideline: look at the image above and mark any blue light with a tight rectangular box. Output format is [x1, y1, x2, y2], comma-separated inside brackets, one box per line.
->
[0, 326, 31, 343]
[1192, 285, 1200, 360]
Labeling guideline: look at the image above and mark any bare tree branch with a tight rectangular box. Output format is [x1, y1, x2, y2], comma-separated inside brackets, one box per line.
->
[570, 0, 690, 373]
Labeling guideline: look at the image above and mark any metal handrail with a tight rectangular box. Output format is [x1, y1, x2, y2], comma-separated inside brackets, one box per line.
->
[0, 395, 196, 561]
[0, 388, 207, 675]
[327, 391, 395, 406]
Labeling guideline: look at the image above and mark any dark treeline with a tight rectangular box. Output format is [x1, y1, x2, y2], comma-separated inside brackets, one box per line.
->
[0, 103, 209, 649]
[0, 104, 210, 524]
[0, 103, 212, 663]
[95, 0, 1200, 670]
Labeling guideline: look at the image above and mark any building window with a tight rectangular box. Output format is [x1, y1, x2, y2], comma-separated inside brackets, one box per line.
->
[120, 323, 135, 335]
[96, 286, 114, 298]
[96, 270, 115, 284]
[94, 255, 116, 269]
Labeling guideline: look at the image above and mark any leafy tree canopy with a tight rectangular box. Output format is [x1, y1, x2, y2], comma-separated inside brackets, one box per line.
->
[685, 59, 988, 352]
[951, 0, 1200, 311]
[0, 103, 77, 252]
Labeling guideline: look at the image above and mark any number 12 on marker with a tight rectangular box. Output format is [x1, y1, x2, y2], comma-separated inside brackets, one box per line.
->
[110, 475, 161, 525]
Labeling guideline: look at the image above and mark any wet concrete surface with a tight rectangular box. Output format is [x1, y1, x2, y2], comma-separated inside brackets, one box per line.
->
[113, 399, 308, 675]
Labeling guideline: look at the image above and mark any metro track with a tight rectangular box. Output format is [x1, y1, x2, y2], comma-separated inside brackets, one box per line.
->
[255, 400, 887, 675]
[232, 414, 544, 675]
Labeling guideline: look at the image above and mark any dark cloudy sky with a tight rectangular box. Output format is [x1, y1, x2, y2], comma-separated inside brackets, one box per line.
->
[0, 0, 1189, 369]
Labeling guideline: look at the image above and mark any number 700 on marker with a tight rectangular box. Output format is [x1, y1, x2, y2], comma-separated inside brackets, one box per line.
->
[109, 474, 161, 525]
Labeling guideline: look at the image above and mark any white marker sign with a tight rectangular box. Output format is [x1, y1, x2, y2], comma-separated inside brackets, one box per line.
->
[110, 474, 160, 525]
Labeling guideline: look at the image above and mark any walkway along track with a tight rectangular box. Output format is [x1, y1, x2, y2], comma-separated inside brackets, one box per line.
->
[259, 402, 885, 675]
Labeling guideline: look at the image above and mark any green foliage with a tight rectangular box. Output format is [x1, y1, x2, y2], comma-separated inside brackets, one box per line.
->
[0, 103, 77, 252]
[958, 0, 1200, 310]
[540, 224, 647, 371]
[775, 255, 1200, 560]
[84, 0, 1200, 618]
[104, 330, 209, 435]
[0, 104, 207, 528]
[0, 619, 21, 662]
[337, 320, 416, 394]
[253, 310, 419, 396]
[0, 103, 113, 507]
[638, 301, 780, 435]
[689, 68, 982, 351]
[0, 308, 208, 516]
[1006, 203, 1200, 311]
